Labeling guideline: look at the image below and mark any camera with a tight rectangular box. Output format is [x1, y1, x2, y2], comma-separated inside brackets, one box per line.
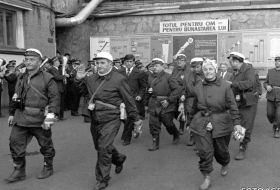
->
[12, 98, 25, 110]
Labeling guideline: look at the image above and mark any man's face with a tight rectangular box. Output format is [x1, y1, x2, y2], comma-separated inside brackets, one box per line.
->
[177, 58, 186, 68]
[229, 57, 241, 70]
[192, 64, 202, 74]
[153, 63, 164, 74]
[124, 59, 134, 69]
[114, 61, 122, 69]
[275, 59, 280, 68]
[24, 55, 41, 71]
[96, 58, 112, 74]
[220, 64, 228, 72]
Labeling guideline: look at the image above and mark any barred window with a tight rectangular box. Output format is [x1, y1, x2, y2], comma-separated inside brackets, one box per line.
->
[0, 9, 16, 47]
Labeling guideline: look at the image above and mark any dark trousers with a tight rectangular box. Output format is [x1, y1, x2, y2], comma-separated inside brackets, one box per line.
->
[267, 100, 280, 127]
[68, 84, 81, 112]
[9, 126, 55, 166]
[193, 132, 231, 174]
[136, 100, 145, 119]
[149, 112, 179, 137]
[121, 117, 134, 143]
[91, 117, 125, 183]
[239, 104, 258, 148]
[58, 92, 65, 119]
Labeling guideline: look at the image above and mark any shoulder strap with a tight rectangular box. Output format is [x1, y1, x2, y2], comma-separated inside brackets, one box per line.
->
[88, 79, 106, 103]
[29, 83, 48, 101]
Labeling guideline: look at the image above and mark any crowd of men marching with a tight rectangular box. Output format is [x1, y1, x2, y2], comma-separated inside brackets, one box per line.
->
[0, 48, 280, 190]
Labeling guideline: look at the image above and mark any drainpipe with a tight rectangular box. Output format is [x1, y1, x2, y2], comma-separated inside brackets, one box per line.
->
[55, 0, 104, 27]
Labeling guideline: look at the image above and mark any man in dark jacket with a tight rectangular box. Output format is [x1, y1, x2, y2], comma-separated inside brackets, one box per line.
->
[119, 54, 147, 146]
[263, 56, 280, 138]
[47, 56, 66, 120]
[228, 52, 258, 160]
[171, 54, 191, 135]
[5, 48, 59, 183]
[0, 58, 6, 117]
[147, 58, 182, 151]
[79, 52, 142, 190]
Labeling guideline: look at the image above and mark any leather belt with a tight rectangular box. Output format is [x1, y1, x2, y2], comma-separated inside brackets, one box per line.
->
[95, 100, 117, 109]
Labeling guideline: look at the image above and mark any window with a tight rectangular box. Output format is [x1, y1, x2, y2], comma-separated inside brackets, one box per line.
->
[0, 9, 16, 47]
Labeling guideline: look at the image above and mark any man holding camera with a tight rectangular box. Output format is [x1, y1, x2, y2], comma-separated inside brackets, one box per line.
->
[5, 48, 59, 183]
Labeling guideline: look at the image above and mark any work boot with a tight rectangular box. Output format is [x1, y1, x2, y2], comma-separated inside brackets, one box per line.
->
[274, 126, 280, 138]
[37, 162, 53, 179]
[199, 174, 211, 190]
[172, 132, 180, 145]
[5, 164, 26, 183]
[148, 136, 159, 151]
[179, 121, 184, 135]
[220, 164, 228, 176]
[93, 181, 108, 190]
[187, 133, 195, 146]
[235, 145, 246, 160]
[115, 155, 127, 174]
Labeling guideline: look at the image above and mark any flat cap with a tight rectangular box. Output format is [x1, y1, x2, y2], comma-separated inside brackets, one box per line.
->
[93, 52, 113, 62]
[25, 48, 43, 59]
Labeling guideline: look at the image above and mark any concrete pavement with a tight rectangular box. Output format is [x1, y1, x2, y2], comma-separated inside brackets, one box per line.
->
[0, 100, 280, 190]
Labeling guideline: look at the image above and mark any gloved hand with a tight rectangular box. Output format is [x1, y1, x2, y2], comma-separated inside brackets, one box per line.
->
[233, 125, 246, 142]
[180, 95, 185, 102]
[266, 85, 272, 92]
[161, 100, 169, 108]
[42, 113, 56, 130]
[133, 119, 143, 138]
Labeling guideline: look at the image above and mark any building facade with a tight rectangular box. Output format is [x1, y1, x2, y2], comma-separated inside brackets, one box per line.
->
[56, 0, 280, 78]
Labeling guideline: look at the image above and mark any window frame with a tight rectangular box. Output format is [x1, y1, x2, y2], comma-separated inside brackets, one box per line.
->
[0, 6, 17, 48]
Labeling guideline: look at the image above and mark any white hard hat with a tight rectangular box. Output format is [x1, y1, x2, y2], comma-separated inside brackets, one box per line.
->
[94, 52, 113, 62]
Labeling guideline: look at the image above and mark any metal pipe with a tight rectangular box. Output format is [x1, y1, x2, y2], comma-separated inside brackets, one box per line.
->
[93, 5, 180, 18]
[55, 0, 104, 27]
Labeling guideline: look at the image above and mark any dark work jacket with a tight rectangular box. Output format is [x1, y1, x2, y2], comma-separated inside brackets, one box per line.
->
[263, 68, 280, 101]
[231, 63, 258, 108]
[10, 69, 59, 127]
[148, 71, 182, 115]
[190, 77, 241, 138]
[119, 67, 147, 99]
[4, 73, 17, 98]
[186, 71, 205, 97]
[79, 69, 139, 123]
[47, 66, 65, 93]
[171, 64, 192, 98]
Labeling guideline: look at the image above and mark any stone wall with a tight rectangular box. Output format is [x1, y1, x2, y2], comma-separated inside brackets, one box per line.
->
[56, 9, 280, 63]
[24, 4, 56, 57]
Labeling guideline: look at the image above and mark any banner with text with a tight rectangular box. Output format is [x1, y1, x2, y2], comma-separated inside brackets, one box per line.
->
[160, 19, 229, 34]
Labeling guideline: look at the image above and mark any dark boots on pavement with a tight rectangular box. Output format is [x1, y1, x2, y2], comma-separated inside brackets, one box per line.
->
[235, 144, 246, 160]
[37, 161, 53, 179]
[148, 136, 159, 151]
[115, 155, 127, 174]
[5, 162, 26, 183]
